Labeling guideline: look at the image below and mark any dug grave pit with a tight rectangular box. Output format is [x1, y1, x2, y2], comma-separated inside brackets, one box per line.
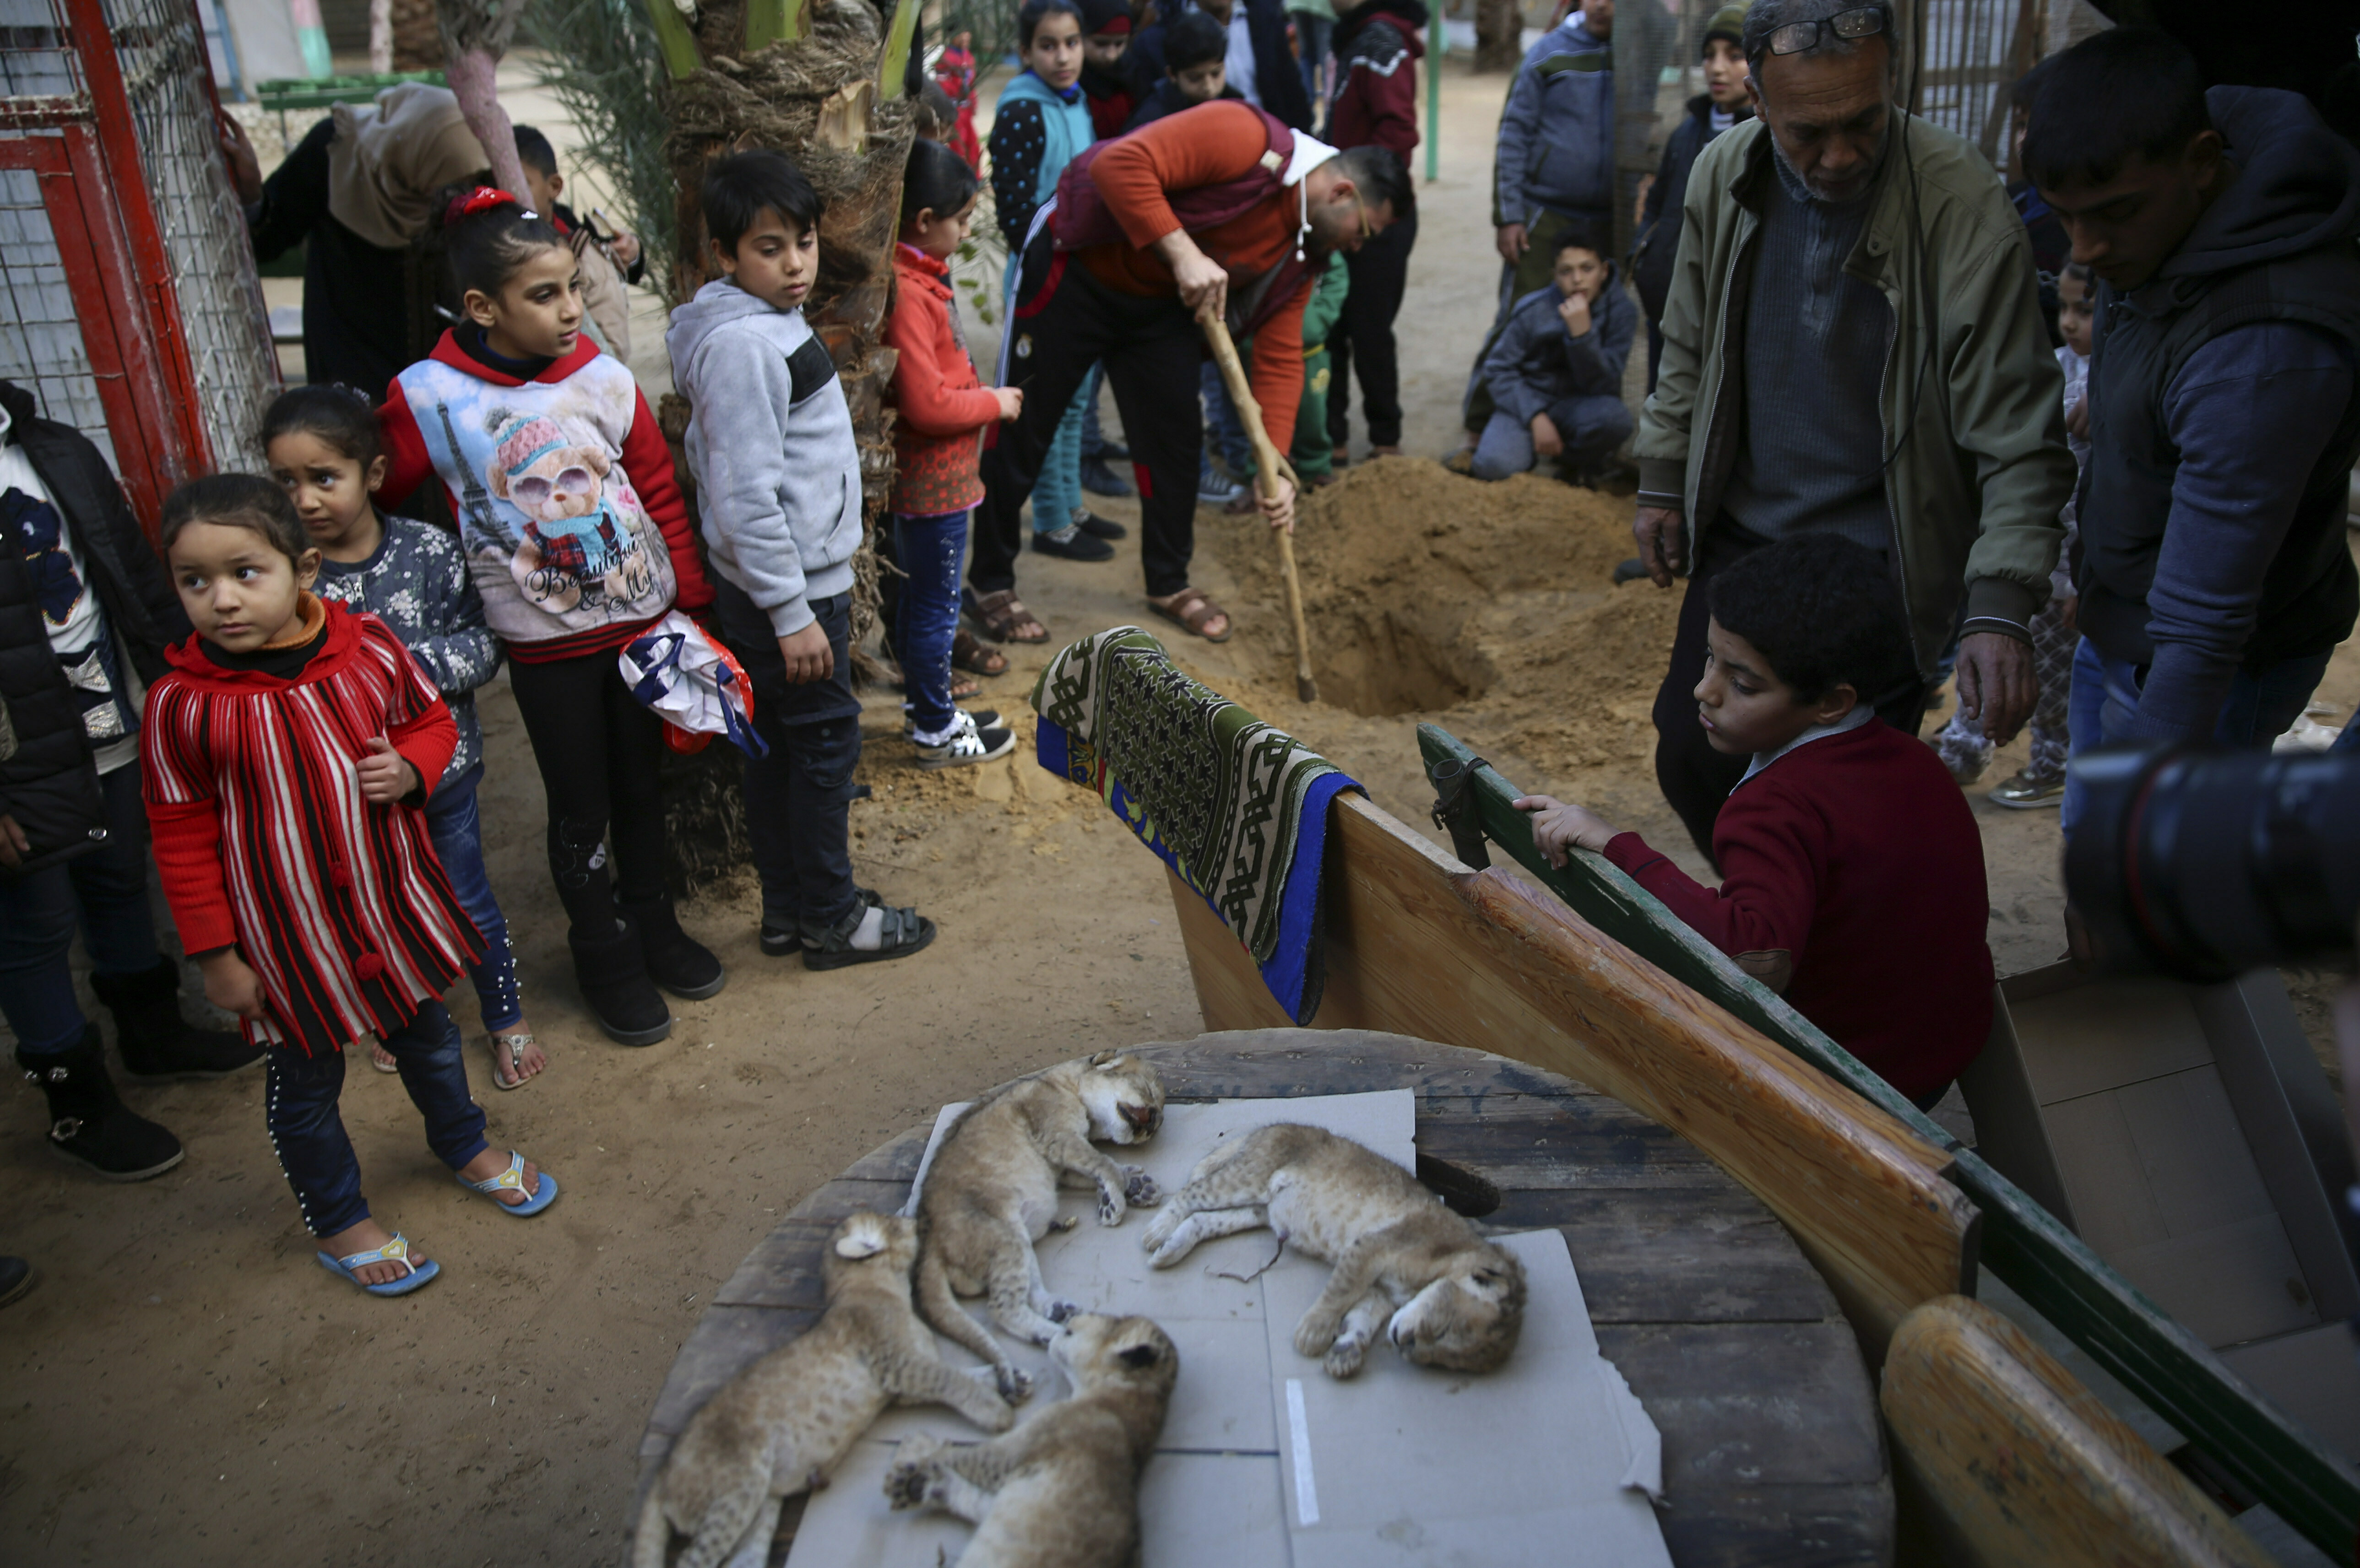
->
[1201, 457, 1689, 814]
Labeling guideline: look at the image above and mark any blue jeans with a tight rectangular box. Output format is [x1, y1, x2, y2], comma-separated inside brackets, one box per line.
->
[892, 511, 968, 738]
[266, 996, 488, 1237]
[423, 764, 521, 1032]
[1471, 395, 1634, 480]
[0, 761, 163, 1056]
[1200, 362, 1252, 476]
[1078, 363, 1111, 460]
[716, 579, 863, 934]
[2060, 637, 2334, 837]
[1295, 12, 1333, 103]
[1031, 380, 1091, 534]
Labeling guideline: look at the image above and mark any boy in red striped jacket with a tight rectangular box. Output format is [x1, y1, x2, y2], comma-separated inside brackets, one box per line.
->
[1514, 535, 1994, 1108]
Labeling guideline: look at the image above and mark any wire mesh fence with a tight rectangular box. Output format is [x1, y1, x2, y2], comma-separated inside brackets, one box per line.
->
[0, 162, 118, 467]
[102, 0, 278, 469]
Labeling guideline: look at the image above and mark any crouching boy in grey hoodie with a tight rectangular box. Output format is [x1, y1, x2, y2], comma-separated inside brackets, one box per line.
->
[667, 150, 937, 969]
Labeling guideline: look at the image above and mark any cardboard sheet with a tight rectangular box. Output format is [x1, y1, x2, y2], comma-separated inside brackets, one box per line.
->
[789, 1092, 1666, 1567]
[1263, 1228, 1669, 1566]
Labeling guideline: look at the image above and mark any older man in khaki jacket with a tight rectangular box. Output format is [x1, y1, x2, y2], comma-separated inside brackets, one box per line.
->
[1632, 0, 2072, 859]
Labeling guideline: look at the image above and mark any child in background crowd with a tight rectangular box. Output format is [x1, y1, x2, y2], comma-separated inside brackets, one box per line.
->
[512, 125, 644, 363]
[378, 186, 723, 1049]
[935, 28, 983, 169]
[1230, 251, 1352, 501]
[0, 378, 259, 1186]
[142, 474, 556, 1298]
[1934, 261, 2091, 804]
[667, 151, 938, 967]
[989, 0, 1126, 561]
[1126, 11, 1243, 128]
[263, 385, 543, 1090]
[1079, 0, 1138, 139]
[1514, 536, 1994, 1109]
[1466, 234, 1634, 482]
[883, 140, 1023, 768]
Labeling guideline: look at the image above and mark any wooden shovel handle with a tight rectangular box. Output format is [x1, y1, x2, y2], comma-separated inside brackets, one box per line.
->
[1199, 314, 1318, 703]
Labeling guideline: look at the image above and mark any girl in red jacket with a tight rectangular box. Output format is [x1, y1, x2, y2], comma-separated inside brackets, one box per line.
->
[375, 188, 722, 1047]
[883, 141, 1024, 768]
[142, 475, 558, 1297]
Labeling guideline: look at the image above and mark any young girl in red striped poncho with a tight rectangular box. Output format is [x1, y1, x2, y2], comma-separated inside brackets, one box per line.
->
[142, 474, 559, 1297]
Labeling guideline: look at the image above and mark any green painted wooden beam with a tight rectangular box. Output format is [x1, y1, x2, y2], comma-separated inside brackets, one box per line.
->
[639, 0, 706, 78]
[1414, 721, 2360, 1563]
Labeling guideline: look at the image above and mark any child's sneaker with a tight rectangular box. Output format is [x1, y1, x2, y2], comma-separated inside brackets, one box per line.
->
[1987, 770, 2065, 810]
[914, 710, 1017, 770]
[906, 708, 1000, 735]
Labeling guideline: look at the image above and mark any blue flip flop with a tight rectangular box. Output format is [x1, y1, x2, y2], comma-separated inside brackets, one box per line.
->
[458, 1150, 557, 1217]
[316, 1232, 439, 1297]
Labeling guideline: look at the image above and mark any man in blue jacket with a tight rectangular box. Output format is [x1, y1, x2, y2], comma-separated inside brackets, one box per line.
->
[2026, 29, 2360, 834]
[1463, 0, 1616, 445]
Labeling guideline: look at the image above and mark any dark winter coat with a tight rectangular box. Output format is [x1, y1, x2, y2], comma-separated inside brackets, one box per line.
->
[1632, 94, 1748, 323]
[1326, 0, 1425, 162]
[1124, 0, 1315, 132]
[2078, 86, 2360, 730]
[0, 380, 191, 879]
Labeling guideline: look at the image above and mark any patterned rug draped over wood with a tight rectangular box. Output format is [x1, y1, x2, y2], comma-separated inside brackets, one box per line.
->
[1030, 628, 1361, 1023]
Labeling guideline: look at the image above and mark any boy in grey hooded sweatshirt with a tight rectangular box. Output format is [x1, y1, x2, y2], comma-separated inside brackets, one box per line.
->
[667, 150, 937, 969]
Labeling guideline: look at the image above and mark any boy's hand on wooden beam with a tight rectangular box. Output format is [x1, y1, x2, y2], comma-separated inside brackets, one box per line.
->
[1513, 795, 1621, 865]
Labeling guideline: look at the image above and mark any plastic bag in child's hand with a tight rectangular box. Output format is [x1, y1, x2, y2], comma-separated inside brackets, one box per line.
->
[618, 611, 768, 761]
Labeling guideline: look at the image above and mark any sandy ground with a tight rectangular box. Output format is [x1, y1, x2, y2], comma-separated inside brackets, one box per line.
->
[7, 53, 2355, 1568]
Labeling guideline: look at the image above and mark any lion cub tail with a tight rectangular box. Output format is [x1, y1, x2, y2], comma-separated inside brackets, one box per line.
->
[915, 1238, 1005, 1368]
[671, 1475, 770, 1568]
[629, 1486, 671, 1568]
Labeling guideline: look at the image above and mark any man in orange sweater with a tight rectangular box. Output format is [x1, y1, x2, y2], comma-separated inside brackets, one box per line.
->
[967, 100, 1410, 646]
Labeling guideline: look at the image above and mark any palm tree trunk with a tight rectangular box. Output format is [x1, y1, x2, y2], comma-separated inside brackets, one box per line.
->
[644, 0, 917, 893]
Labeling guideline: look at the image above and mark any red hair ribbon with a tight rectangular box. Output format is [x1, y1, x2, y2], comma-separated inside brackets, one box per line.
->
[446, 185, 528, 226]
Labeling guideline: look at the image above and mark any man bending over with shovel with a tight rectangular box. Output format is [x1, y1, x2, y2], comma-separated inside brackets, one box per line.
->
[965, 100, 1411, 646]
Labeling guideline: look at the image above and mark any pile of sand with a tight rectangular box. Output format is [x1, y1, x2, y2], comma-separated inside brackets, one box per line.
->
[1204, 456, 1686, 801]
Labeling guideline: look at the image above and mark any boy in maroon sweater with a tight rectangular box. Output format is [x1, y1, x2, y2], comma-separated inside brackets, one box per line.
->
[1516, 537, 1993, 1108]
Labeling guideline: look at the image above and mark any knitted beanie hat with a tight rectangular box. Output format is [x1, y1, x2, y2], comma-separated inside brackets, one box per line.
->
[1702, 3, 1746, 50]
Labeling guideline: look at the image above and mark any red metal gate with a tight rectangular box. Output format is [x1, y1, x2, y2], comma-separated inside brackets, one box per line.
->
[0, 0, 278, 531]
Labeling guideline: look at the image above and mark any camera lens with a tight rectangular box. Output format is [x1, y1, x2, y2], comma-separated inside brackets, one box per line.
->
[2065, 745, 2360, 981]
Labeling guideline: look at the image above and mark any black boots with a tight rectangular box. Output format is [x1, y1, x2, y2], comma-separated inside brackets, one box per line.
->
[16, 1027, 184, 1181]
[90, 960, 263, 1081]
[618, 896, 726, 1000]
[569, 918, 672, 1047]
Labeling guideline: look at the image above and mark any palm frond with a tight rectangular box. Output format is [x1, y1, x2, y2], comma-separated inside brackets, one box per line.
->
[525, 0, 684, 302]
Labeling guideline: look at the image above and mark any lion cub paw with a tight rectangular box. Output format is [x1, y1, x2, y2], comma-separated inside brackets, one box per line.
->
[1324, 1336, 1369, 1379]
[994, 1365, 1035, 1405]
[1139, 1209, 1181, 1258]
[1293, 1314, 1342, 1362]
[882, 1457, 947, 1513]
[1096, 1189, 1128, 1227]
[1123, 1168, 1161, 1207]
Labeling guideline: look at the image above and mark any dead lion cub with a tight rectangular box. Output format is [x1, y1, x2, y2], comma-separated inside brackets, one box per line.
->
[914, 1050, 1165, 1388]
[884, 1312, 1178, 1568]
[1141, 1123, 1527, 1377]
[632, 1212, 1015, 1568]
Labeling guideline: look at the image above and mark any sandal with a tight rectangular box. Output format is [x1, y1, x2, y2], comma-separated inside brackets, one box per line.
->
[802, 903, 938, 971]
[316, 1232, 439, 1297]
[369, 1038, 399, 1074]
[761, 887, 885, 957]
[457, 1150, 558, 1217]
[1147, 587, 1232, 643]
[484, 1032, 539, 1092]
[952, 628, 1009, 679]
[965, 589, 1048, 645]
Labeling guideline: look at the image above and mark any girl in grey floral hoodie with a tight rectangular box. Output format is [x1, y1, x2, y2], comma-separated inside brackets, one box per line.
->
[263, 388, 543, 1090]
